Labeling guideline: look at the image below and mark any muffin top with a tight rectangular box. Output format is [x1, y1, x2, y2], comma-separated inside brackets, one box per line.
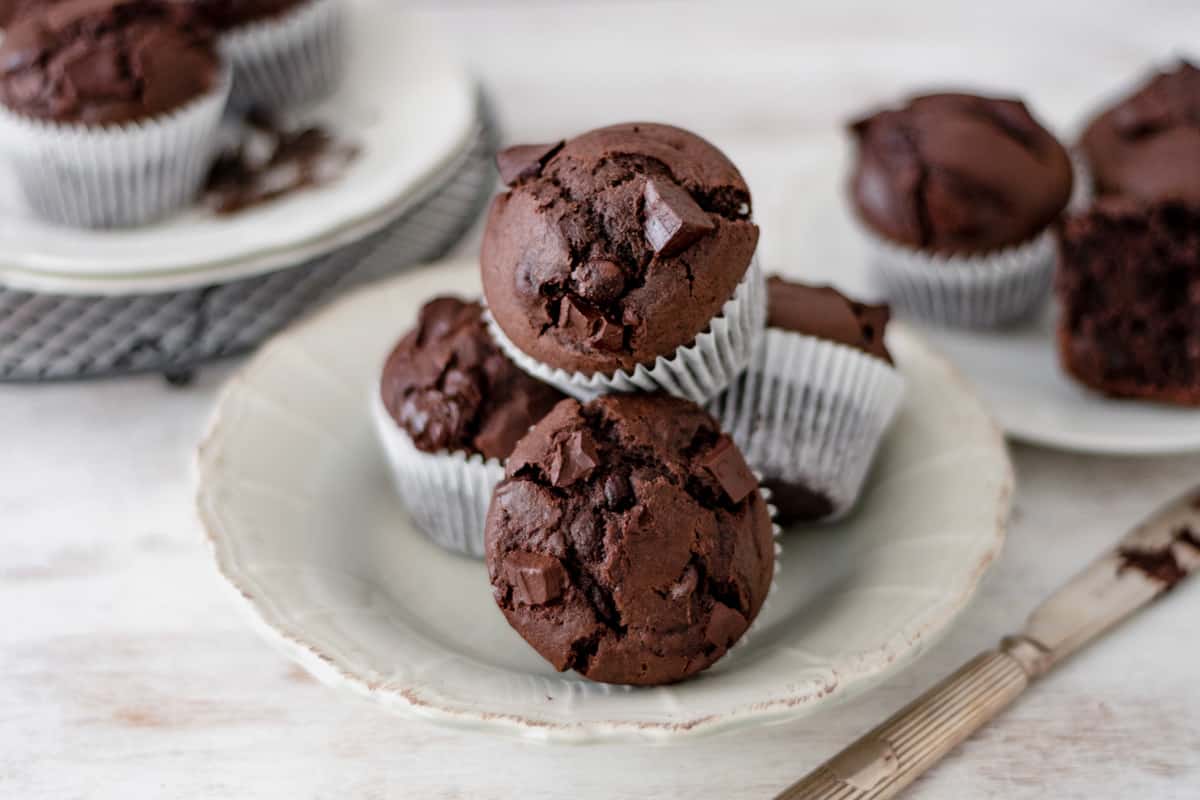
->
[485, 393, 774, 686]
[1080, 61, 1200, 208]
[766, 276, 893, 364]
[0, 0, 219, 124]
[380, 296, 565, 461]
[0, 0, 44, 27]
[186, 0, 308, 30]
[849, 92, 1073, 255]
[481, 122, 760, 376]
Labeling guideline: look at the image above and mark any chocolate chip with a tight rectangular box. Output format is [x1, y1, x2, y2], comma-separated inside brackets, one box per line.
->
[495, 141, 564, 186]
[572, 259, 625, 303]
[643, 178, 714, 256]
[704, 601, 748, 649]
[502, 551, 565, 606]
[700, 435, 758, 503]
[547, 430, 599, 487]
[602, 472, 632, 510]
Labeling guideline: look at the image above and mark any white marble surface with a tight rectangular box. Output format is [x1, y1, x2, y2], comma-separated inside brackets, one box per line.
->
[5, 1, 1200, 797]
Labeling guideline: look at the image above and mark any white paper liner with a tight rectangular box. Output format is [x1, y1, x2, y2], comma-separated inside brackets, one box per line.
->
[863, 224, 1056, 329]
[0, 69, 231, 228]
[219, 0, 347, 111]
[487, 256, 767, 405]
[370, 389, 505, 559]
[709, 329, 906, 523]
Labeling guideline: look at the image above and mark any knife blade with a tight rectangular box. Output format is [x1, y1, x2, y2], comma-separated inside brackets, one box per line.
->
[775, 487, 1200, 800]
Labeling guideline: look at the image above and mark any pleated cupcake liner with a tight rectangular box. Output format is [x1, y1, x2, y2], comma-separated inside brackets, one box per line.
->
[220, 0, 347, 111]
[370, 389, 505, 559]
[710, 328, 905, 523]
[863, 226, 1056, 328]
[0, 69, 232, 228]
[487, 256, 767, 405]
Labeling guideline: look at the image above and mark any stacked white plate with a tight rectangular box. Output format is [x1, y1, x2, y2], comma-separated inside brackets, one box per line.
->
[0, 0, 492, 382]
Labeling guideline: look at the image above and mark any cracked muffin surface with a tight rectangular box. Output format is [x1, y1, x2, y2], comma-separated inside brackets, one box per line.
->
[483, 393, 774, 686]
[480, 122, 759, 376]
[849, 93, 1072, 254]
[380, 296, 564, 460]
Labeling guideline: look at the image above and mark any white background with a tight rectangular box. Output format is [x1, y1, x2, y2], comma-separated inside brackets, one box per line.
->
[4, 1, 1200, 797]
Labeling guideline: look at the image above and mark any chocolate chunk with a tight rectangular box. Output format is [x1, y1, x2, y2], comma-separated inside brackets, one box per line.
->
[704, 601, 748, 649]
[502, 551, 565, 606]
[547, 430, 599, 487]
[572, 259, 625, 303]
[700, 435, 758, 503]
[559, 297, 624, 351]
[495, 141, 564, 186]
[602, 472, 632, 510]
[643, 178, 715, 256]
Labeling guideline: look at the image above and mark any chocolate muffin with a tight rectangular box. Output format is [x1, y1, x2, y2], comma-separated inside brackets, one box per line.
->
[0, 0, 220, 125]
[1056, 200, 1200, 406]
[481, 123, 760, 381]
[710, 277, 905, 525]
[0, 0, 44, 26]
[1079, 61, 1200, 207]
[485, 394, 775, 686]
[380, 296, 565, 461]
[850, 93, 1073, 254]
[766, 277, 892, 365]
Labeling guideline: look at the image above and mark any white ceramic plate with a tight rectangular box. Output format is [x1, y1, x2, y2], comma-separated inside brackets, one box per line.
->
[769, 136, 1200, 455]
[197, 259, 1012, 741]
[0, 0, 475, 293]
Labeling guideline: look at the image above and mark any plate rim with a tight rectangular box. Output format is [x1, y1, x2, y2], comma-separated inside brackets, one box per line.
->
[196, 261, 1013, 741]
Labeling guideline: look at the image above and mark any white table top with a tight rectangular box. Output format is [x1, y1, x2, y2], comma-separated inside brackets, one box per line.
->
[5, 2, 1200, 797]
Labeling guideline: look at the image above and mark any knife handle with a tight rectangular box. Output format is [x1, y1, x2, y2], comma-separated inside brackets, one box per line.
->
[776, 648, 1034, 800]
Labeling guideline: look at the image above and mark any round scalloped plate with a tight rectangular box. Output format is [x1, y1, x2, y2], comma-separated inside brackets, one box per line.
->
[197, 259, 1012, 741]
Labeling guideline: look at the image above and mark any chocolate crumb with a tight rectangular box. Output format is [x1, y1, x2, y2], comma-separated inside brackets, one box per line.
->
[1118, 546, 1186, 588]
[205, 112, 359, 215]
[1175, 525, 1200, 551]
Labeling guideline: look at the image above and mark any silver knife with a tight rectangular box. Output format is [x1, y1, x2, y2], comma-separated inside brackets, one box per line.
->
[776, 487, 1200, 800]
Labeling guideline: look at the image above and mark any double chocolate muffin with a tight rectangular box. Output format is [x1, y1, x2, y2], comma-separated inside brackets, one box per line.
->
[1058, 62, 1200, 406]
[375, 296, 565, 558]
[380, 296, 564, 461]
[711, 277, 904, 525]
[1079, 61, 1200, 207]
[850, 93, 1073, 255]
[481, 123, 760, 380]
[0, 0, 220, 124]
[485, 394, 775, 686]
